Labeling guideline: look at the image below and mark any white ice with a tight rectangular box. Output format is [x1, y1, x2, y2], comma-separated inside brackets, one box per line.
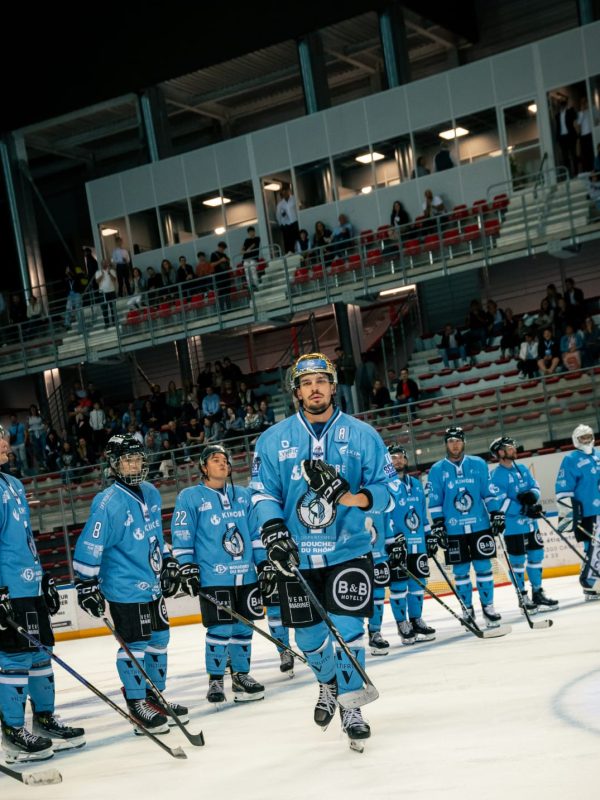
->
[2, 574, 598, 800]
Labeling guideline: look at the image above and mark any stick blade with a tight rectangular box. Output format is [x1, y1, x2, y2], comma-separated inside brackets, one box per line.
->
[172, 746, 188, 759]
[531, 618, 553, 629]
[21, 768, 63, 786]
[481, 623, 512, 638]
[186, 731, 205, 747]
[338, 685, 379, 709]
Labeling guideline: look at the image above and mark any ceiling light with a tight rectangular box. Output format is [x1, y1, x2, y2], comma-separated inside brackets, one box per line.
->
[214, 226, 226, 235]
[379, 283, 416, 297]
[439, 127, 469, 140]
[264, 182, 281, 191]
[355, 152, 384, 164]
[528, 103, 537, 114]
[202, 196, 231, 207]
[361, 186, 373, 194]
[101, 227, 118, 237]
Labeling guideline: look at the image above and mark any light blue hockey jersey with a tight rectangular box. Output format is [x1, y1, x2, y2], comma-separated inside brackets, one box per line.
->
[0, 473, 43, 598]
[249, 408, 395, 569]
[426, 455, 496, 535]
[171, 483, 259, 587]
[489, 462, 539, 535]
[364, 506, 390, 564]
[555, 448, 600, 517]
[73, 481, 168, 603]
[388, 474, 430, 554]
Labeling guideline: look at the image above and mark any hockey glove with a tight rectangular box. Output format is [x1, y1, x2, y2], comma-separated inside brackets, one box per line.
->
[425, 534, 439, 557]
[490, 511, 506, 536]
[301, 460, 350, 505]
[75, 578, 106, 618]
[0, 586, 14, 631]
[160, 555, 181, 598]
[179, 563, 200, 597]
[516, 491, 543, 518]
[431, 517, 448, 550]
[385, 533, 407, 570]
[525, 503, 543, 519]
[257, 561, 279, 599]
[261, 519, 300, 577]
[42, 573, 61, 616]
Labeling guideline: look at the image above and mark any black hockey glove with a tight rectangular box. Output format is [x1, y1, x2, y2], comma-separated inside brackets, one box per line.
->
[75, 578, 106, 618]
[517, 491, 543, 519]
[425, 534, 438, 558]
[490, 511, 506, 537]
[431, 518, 448, 550]
[385, 533, 407, 570]
[257, 561, 279, 599]
[179, 563, 200, 597]
[160, 556, 181, 598]
[301, 460, 350, 506]
[261, 519, 300, 577]
[0, 586, 14, 631]
[42, 573, 61, 616]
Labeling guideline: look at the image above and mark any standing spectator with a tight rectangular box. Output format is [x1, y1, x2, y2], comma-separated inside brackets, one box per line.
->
[577, 96, 594, 173]
[560, 324, 584, 371]
[160, 259, 175, 288]
[433, 141, 455, 172]
[535, 297, 555, 334]
[276, 185, 299, 255]
[27, 405, 46, 471]
[581, 316, 600, 366]
[564, 278, 585, 328]
[8, 293, 27, 326]
[330, 214, 353, 259]
[166, 381, 183, 417]
[83, 247, 99, 290]
[110, 236, 132, 297]
[212, 361, 224, 391]
[500, 308, 521, 358]
[176, 255, 194, 284]
[222, 356, 243, 385]
[89, 401, 107, 454]
[554, 97, 578, 177]
[394, 368, 420, 412]
[440, 323, 468, 368]
[517, 332, 539, 378]
[466, 299, 491, 354]
[127, 267, 146, 309]
[356, 352, 377, 412]
[63, 267, 84, 332]
[95, 259, 117, 328]
[390, 201, 410, 240]
[241, 226, 261, 288]
[544, 283, 562, 311]
[210, 242, 232, 310]
[554, 296, 570, 336]
[194, 252, 214, 293]
[333, 346, 356, 414]
[410, 156, 430, 179]
[537, 327, 560, 375]
[8, 414, 26, 471]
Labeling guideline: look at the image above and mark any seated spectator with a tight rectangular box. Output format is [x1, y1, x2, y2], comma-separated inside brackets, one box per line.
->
[537, 327, 561, 375]
[202, 385, 221, 421]
[311, 221, 332, 264]
[560, 324, 584, 371]
[146, 266, 163, 296]
[176, 255, 195, 284]
[486, 299, 506, 338]
[44, 430, 62, 472]
[237, 380, 256, 409]
[195, 251, 214, 293]
[466, 299, 491, 354]
[534, 297, 555, 333]
[244, 403, 263, 433]
[220, 379, 238, 409]
[500, 308, 521, 358]
[184, 416, 205, 458]
[394, 368, 419, 411]
[127, 422, 144, 445]
[166, 381, 183, 417]
[141, 399, 161, 433]
[411, 156, 430, 179]
[434, 141, 455, 172]
[329, 214, 353, 261]
[160, 259, 175, 286]
[223, 405, 244, 440]
[158, 439, 175, 480]
[544, 283, 562, 311]
[582, 316, 600, 366]
[258, 398, 275, 430]
[553, 296, 570, 336]
[127, 267, 146, 309]
[58, 441, 81, 485]
[202, 415, 223, 443]
[144, 429, 162, 478]
[76, 436, 96, 468]
[518, 332, 539, 378]
[370, 379, 391, 411]
[5, 452, 22, 478]
[295, 228, 311, 258]
[440, 323, 468, 368]
[564, 277, 585, 328]
[422, 189, 446, 218]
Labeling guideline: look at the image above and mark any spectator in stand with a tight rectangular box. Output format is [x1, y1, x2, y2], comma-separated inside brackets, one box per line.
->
[466, 299, 491, 354]
[58, 440, 81, 485]
[311, 221, 332, 265]
[95, 259, 118, 329]
[141, 399, 161, 434]
[241, 226, 261, 289]
[202, 415, 222, 444]
[27, 405, 46, 471]
[222, 356, 243, 385]
[8, 293, 27, 326]
[295, 229, 311, 260]
[434, 141, 455, 172]
[535, 297, 555, 334]
[158, 439, 176, 479]
[210, 242, 232, 311]
[517, 332, 540, 378]
[176, 256, 195, 287]
[127, 423, 144, 446]
[219, 379, 238, 410]
[121, 402, 140, 430]
[166, 381, 183, 418]
[160, 259, 175, 294]
[440, 323, 468, 368]
[202, 386, 221, 422]
[105, 407, 121, 437]
[8, 414, 26, 471]
[144, 429, 162, 478]
[146, 266, 163, 297]
[564, 278, 585, 328]
[127, 267, 147, 310]
[83, 247, 99, 291]
[223, 405, 244, 440]
[390, 200, 411, 241]
[196, 362, 213, 398]
[333, 346, 356, 414]
[560, 324, 584, 371]
[212, 361, 224, 391]
[258, 398, 275, 430]
[74, 412, 93, 446]
[370, 379, 391, 414]
[185, 416, 205, 457]
[276, 185, 299, 255]
[63, 267, 84, 332]
[394, 368, 419, 412]
[243, 403, 262, 434]
[111, 236, 132, 297]
[411, 156, 430, 179]
[195, 252, 214, 294]
[486, 300, 506, 338]
[76, 436, 96, 468]
[500, 308, 521, 358]
[163, 420, 184, 454]
[553, 296, 570, 336]
[4, 451, 22, 478]
[582, 316, 600, 366]
[89, 402, 106, 454]
[422, 189, 446, 218]
[554, 97, 578, 177]
[537, 327, 561, 375]
[544, 283, 562, 311]
[330, 213, 353, 258]
[237, 380, 256, 410]
[356, 351, 377, 412]
[44, 430, 62, 472]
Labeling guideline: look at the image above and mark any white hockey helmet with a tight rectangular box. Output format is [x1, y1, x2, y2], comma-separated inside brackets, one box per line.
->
[572, 423, 595, 455]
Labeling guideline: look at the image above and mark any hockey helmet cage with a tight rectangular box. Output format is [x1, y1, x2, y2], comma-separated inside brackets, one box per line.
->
[290, 352, 337, 391]
[444, 426, 465, 443]
[572, 423, 595, 455]
[489, 436, 516, 457]
[105, 434, 149, 486]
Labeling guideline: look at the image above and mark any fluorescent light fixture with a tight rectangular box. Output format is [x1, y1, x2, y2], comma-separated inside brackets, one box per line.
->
[361, 186, 373, 194]
[379, 283, 416, 298]
[264, 181, 281, 191]
[101, 227, 118, 237]
[214, 226, 226, 235]
[202, 196, 231, 207]
[439, 127, 469, 140]
[489, 149, 503, 158]
[527, 103, 537, 114]
[355, 151, 385, 164]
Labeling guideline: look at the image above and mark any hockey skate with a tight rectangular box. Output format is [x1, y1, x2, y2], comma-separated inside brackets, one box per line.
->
[31, 708, 86, 751]
[1, 720, 54, 763]
[397, 620, 416, 645]
[518, 592, 539, 615]
[583, 588, 600, 602]
[206, 676, 227, 706]
[123, 691, 169, 735]
[368, 630, 390, 655]
[231, 672, 265, 703]
[481, 604, 502, 628]
[340, 707, 370, 753]
[462, 606, 476, 625]
[410, 617, 436, 642]
[314, 678, 338, 729]
[531, 588, 558, 609]
[279, 650, 295, 676]
[146, 689, 189, 726]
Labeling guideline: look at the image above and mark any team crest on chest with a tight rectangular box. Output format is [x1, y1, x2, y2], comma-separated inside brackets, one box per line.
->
[454, 490, 473, 513]
[222, 525, 244, 558]
[297, 489, 336, 530]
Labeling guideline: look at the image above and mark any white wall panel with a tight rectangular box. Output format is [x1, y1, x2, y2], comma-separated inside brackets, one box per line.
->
[251, 125, 291, 175]
[324, 99, 369, 155]
[287, 114, 328, 164]
[405, 74, 451, 130]
[120, 166, 155, 213]
[181, 149, 219, 196]
[448, 61, 494, 117]
[538, 28, 586, 89]
[364, 86, 410, 142]
[152, 156, 188, 205]
[492, 47, 536, 104]
[87, 175, 123, 221]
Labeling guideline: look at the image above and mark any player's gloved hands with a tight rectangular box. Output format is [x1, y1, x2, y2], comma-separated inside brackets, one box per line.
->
[42, 573, 61, 616]
[301, 460, 349, 505]
[385, 533, 407, 570]
[160, 556, 181, 598]
[261, 519, 300, 577]
[525, 504, 543, 519]
[0, 586, 14, 630]
[257, 561, 278, 599]
[75, 578, 106, 618]
[179, 563, 200, 597]
[490, 511, 506, 536]
[425, 534, 439, 557]
[431, 518, 448, 550]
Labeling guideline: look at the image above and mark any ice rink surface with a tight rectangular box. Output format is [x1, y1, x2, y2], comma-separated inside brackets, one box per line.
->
[2, 574, 598, 800]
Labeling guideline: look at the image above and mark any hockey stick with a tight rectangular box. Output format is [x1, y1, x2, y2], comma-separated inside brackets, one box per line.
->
[403, 566, 510, 639]
[102, 617, 204, 747]
[495, 536, 553, 629]
[4, 619, 186, 760]
[197, 589, 307, 664]
[290, 566, 379, 708]
[541, 514, 600, 579]
[0, 761, 62, 786]
[430, 554, 512, 638]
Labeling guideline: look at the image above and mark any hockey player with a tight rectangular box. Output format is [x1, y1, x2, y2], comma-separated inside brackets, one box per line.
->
[489, 437, 558, 611]
[555, 424, 600, 601]
[172, 444, 265, 703]
[249, 352, 395, 749]
[0, 426, 85, 763]
[427, 427, 505, 628]
[73, 434, 187, 734]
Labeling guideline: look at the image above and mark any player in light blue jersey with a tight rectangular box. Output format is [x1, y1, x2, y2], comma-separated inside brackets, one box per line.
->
[0, 426, 85, 762]
[555, 424, 600, 600]
[249, 352, 395, 749]
[73, 434, 187, 734]
[427, 427, 505, 628]
[172, 444, 265, 704]
[489, 437, 558, 612]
